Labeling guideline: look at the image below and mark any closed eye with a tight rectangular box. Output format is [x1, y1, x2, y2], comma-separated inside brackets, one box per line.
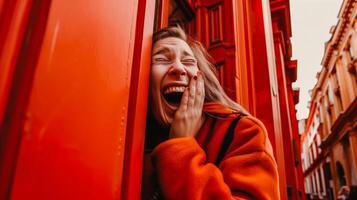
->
[182, 59, 197, 65]
[155, 58, 168, 61]
[153, 57, 170, 63]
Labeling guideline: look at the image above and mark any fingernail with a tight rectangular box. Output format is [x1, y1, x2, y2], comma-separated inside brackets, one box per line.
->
[198, 71, 204, 78]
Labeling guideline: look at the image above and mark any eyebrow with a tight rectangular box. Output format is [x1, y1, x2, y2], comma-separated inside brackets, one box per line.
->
[182, 51, 194, 57]
[152, 47, 170, 56]
[152, 47, 194, 57]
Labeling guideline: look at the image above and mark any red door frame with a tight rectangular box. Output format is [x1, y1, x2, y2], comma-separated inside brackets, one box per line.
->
[249, 0, 288, 198]
[121, 0, 156, 199]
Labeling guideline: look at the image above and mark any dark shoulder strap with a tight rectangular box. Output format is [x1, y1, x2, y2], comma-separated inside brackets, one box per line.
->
[215, 116, 242, 165]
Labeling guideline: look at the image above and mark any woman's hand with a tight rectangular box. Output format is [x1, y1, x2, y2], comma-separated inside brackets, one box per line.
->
[169, 72, 205, 138]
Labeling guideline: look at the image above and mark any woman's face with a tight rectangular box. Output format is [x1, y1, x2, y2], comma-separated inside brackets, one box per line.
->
[150, 37, 199, 126]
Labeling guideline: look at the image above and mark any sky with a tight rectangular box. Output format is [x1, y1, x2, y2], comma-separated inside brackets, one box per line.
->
[290, 0, 343, 120]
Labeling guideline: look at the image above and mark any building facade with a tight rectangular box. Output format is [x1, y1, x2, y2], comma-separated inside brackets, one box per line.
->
[155, 0, 305, 199]
[0, 0, 304, 199]
[301, 0, 357, 199]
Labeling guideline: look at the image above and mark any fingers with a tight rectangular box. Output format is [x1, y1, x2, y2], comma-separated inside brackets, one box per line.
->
[195, 72, 205, 108]
[170, 72, 205, 138]
[177, 71, 205, 113]
[187, 75, 197, 109]
[178, 86, 189, 111]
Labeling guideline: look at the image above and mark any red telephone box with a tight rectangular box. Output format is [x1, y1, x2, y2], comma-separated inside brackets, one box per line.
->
[0, 0, 155, 199]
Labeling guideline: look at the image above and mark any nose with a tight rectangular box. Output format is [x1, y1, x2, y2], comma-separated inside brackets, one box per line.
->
[168, 60, 186, 77]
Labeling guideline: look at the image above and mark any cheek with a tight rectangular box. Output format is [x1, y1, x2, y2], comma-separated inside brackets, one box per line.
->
[150, 66, 167, 98]
[187, 66, 200, 77]
[150, 67, 165, 88]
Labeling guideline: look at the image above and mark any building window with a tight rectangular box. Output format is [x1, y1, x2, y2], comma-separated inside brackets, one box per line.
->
[327, 86, 334, 111]
[344, 37, 357, 95]
[336, 161, 347, 188]
[316, 133, 322, 154]
[292, 139, 299, 166]
[320, 166, 326, 193]
[330, 70, 344, 112]
[312, 173, 317, 194]
[346, 37, 355, 60]
[309, 147, 313, 166]
[348, 43, 354, 60]
[305, 178, 311, 194]
[348, 65, 357, 97]
[208, 3, 224, 46]
[334, 85, 344, 112]
[215, 62, 225, 84]
[347, 64, 357, 93]
[168, 0, 195, 28]
[324, 94, 334, 129]
[309, 146, 313, 162]
[323, 162, 332, 180]
[154, 0, 195, 32]
[316, 167, 324, 194]
[319, 104, 329, 136]
[323, 161, 334, 199]
[312, 140, 317, 159]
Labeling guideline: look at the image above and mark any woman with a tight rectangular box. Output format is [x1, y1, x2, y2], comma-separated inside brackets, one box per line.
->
[142, 26, 280, 200]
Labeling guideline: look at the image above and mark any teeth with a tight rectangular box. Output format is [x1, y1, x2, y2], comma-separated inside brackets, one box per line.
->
[164, 86, 186, 94]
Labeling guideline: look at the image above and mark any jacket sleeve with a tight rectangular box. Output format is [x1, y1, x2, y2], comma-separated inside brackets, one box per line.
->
[151, 116, 280, 200]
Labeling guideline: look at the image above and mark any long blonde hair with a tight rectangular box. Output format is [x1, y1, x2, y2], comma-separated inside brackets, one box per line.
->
[153, 26, 249, 115]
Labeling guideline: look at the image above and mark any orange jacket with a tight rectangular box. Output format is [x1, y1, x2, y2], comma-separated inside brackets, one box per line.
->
[143, 114, 280, 200]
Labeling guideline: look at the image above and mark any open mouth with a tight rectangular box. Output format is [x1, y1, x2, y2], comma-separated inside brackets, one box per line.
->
[163, 86, 186, 106]
[164, 92, 184, 105]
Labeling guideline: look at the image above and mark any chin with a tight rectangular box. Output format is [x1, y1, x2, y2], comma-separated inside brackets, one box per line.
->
[158, 103, 175, 127]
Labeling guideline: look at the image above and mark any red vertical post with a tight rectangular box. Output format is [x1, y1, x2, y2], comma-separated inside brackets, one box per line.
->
[274, 28, 300, 199]
[247, 0, 288, 198]
[121, 0, 156, 199]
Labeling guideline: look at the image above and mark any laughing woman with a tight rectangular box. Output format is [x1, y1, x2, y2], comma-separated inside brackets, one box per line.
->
[142, 26, 280, 200]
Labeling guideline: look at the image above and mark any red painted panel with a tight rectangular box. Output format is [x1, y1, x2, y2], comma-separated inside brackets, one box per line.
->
[247, 0, 288, 198]
[274, 34, 300, 199]
[10, 0, 139, 199]
[121, 0, 156, 199]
